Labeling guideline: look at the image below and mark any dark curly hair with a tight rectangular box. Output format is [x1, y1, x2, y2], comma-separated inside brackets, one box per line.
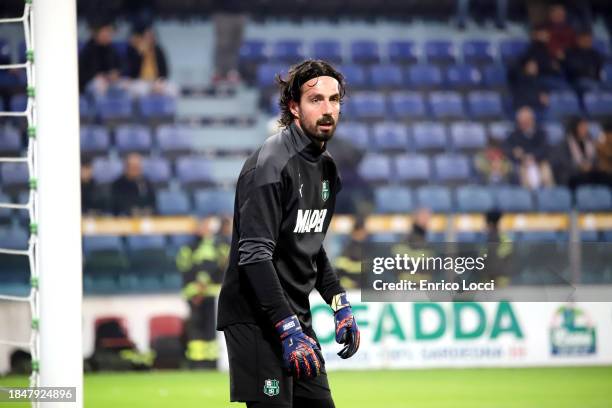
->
[276, 59, 346, 128]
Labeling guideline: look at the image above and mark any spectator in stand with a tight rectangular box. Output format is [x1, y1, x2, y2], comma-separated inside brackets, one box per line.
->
[510, 58, 549, 113]
[212, 1, 245, 84]
[126, 24, 177, 97]
[505, 106, 554, 190]
[81, 159, 108, 214]
[596, 121, 612, 186]
[334, 217, 368, 290]
[456, 0, 508, 30]
[518, 25, 566, 90]
[545, 4, 576, 61]
[111, 153, 156, 216]
[78, 20, 122, 95]
[564, 30, 604, 93]
[475, 140, 514, 185]
[552, 117, 601, 189]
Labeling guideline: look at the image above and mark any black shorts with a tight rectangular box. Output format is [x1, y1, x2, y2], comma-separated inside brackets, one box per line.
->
[224, 323, 332, 406]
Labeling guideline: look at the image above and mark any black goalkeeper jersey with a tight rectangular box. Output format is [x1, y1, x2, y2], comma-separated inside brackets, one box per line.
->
[216, 123, 344, 334]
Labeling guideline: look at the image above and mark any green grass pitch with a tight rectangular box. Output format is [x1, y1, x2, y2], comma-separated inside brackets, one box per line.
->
[1, 367, 611, 407]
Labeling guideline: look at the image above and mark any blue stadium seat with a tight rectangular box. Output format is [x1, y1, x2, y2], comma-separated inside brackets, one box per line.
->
[0, 192, 12, 222]
[138, 94, 176, 119]
[499, 39, 528, 64]
[115, 125, 152, 153]
[462, 40, 495, 64]
[0, 39, 10, 65]
[271, 40, 304, 63]
[584, 92, 612, 118]
[92, 157, 123, 184]
[176, 156, 213, 186]
[412, 122, 447, 151]
[429, 91, 464, 119]
[0, 127, 21, 154]
[536, 187, 572, 212]
[543, 122, 564, 145]
[395, 154, 430, 184]
[337, 64, 368, 88]
[450, 122, 487, 150]
[357, 153, 391, 183]
[239, 39, 267, 63]
[95, 91, 133, 121]
[468, 91, 503, 119]
[518, 231, 561, 242]
[0, 226, 28, 250]
[407, 65, 443, 89]
[347, 92, 386, 120]
[445, 64, 482, 89]
[194, 188, 235, 216]
[456, 232, 487, 243]
[210, 157, 245, 185]
[0, 163, 28, 188]
[127, 235, 166, 251]
[416, 185, 452, 212]
[350, 40, 380, 64]
[142, 157, 171, 185]
[334, 122, 370, 149]
[80, 125, 110, 156]
[603, 63, 612, 89]
[372, 122, 409, 151]
[10, 94, 27, 112]
[156, 190, 191, 215]
[593, 38, 610, 60]
[312, 40, 342, 63]
[424, 40, 456, 64]
[495, 186, 534, 212]
[83, 235, 124, 254]
[576, 185, 612, 211]
[433, 153, 471, 182]
[456, 185, 494, 212]
[488, 121, 512, 141]
[79, 95, 94, 121]
[389, 91, 427, 119]
[126, 235, 171, 277]
[482, 64, 507, 88]
[156, 125, 192, 154]
[369, 64, 403, 88]
[548, 91, 581, 118]
[388, 41, 418, 64]
[256, 63, 286, 88]
[374, 186, 413, 214]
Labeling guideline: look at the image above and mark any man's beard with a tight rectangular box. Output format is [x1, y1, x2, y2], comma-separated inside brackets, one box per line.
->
[299, 114, 337, 143]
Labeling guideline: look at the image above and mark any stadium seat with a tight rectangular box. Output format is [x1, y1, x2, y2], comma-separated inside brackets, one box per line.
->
[115, 125, 152, 154]
[548, 91, 581, 118]
[312, 40, 342, 63]
[412, 122, 447, 151]
[499, 38, 528, 64]
[138, 94, 176, 119]
[395, 153, 430, 184]
[543, 122, 564, 145]
[256, 63, 286, 88]
[388, 40, 418, 64]
[603, 63, 612, 89]
[142, 157, 171, 185]
[389, 91, 427, 119]
[407, 65, 443, 89]
[238, 39, 267, 64]
[0, 162, 29, 188]
[450, 122, 487, 151]
[495, 186, 534, 212]
[350, 40, 380, 64]
[0, 127, 21, 155]
[83, 235, 128, 291]
[194, 188, 235, 216]
[372, 122, 409, 151]
[95, 91, 133, 121]
[156, 190, 191, 215]
[374, 186, 413, 213]
[0, 39, 10, 65]
[424, 40, 456, 64]
[10, 94, 27, 112]
[80, 125, 110, 156]
[176, 157, 213, 186]
[369, 64, 404, 88]
[468, 91, 503, 119]
[488, 121, 512, 141]
[156, 125, 193, 155]
[482, 64, 507, 88]
[429, 91, 464, 119]
[92, 157, 123, 184]
[337, 64, 368, 89]
[445, 64, 482, 89]
[576, 185, 612, 211]
[126, 235, 171, 275]
[416, 185, 452, 212]
[79, 95, 94, 121]
[462, 40, 494, 64]
[0, 192, 12, 222]
[583, 92, 612, 118]
[149, 315, 184, 369]
[210, 157, 245, 186]
[150, 315, 184, 341]
[593, 38, 610, 60]
[271, 40, 304, 63]
[357, 153, 391, 183]
[433, 153, 471, 183]
[456, 185, 494, 212]
[518, 231, 561, 242]
[0, 226, 28, 250]
[536, 187, 572, 212]
[346, 91, 386, 120]
[334, 122, 370, 149]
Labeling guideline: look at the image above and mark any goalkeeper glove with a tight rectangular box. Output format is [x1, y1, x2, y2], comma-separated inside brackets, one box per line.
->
[332, 293, 360, 359]
[275, 315, 323, 379]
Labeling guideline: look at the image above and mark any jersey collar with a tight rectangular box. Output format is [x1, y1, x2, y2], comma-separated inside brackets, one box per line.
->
[289, 122, 326, 162]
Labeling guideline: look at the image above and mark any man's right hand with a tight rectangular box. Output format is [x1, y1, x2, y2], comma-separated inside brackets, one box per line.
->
[275, 315, 323, 379]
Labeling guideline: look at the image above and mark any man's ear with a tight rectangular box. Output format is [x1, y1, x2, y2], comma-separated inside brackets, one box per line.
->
[289, 100, 299, 120]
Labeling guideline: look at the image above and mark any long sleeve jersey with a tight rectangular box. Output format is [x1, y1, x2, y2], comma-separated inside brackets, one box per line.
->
[216, 123, 344, 335]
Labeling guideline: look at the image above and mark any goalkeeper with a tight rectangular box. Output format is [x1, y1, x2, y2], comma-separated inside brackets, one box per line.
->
[217, 60, 360, 408]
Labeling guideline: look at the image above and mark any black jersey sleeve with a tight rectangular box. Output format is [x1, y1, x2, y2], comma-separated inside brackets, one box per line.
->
[315, 246, 345, 305]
